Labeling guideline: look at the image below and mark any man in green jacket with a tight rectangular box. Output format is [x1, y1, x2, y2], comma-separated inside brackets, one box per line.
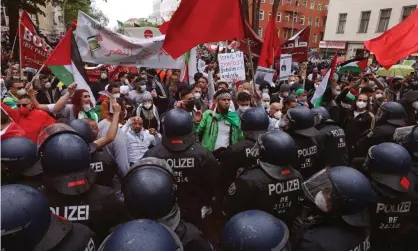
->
[194, 89, 244, 154]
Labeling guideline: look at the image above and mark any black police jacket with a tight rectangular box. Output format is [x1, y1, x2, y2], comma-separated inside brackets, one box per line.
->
[293, 217, 370, 251]
[50, 223, 97, 251]
[175, 221, 212, 251]
[40, 184, 131, 242]
[315, 120, 347, 168]
[90, 149, 118, 188]
[356, 123, 399, 158]
[220, 138, 258, 192]
[143, 142, 220, 216]
[289, 133, 320, 179]
[368, 181, 417, 251]
[223, 162, 304, 229]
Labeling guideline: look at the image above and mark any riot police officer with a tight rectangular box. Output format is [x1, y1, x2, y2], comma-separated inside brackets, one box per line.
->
[1, 136, 42, 187]
[280, 107, 320, 179]
[220, 107, 270, 191]
[98, 219, 183, 251]
[220, 210, 290, 251]
[311, 106, 347, 167]
[69, 119, 118, 187]
[357, 102, 407, 157]
[361, 142, 416, 251]
[223, 130, 303, 229]
[122, 157, 212, 251]
[1, 184, 96, 251]
[38, 123, 131, 242]
[293, 166, 374, 251]
[143, 109, 219, 228]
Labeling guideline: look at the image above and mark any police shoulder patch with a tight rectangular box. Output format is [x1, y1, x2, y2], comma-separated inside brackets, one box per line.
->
[228, 182, 236, 195]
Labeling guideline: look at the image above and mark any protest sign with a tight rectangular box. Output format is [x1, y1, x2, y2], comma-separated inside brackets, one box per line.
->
[75, 11, 184, 69]
[279, 54, 292, 80]
[254, 66, 276, 87]
[217, 51, 245, 82]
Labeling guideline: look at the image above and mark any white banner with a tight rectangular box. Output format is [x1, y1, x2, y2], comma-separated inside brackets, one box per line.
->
[279, 54, 292, 80]
[217, 51, 245, 82]
[122, 27, 162, 39]
[75, 11, 184, 69]
[254, 66, 275, 87]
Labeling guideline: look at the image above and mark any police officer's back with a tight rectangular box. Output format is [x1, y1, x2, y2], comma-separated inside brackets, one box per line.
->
[293, 166, 374, 251]
[221, 210, 291, 251]
[1, 136, 43, 188]
[143, 109, 219, 227]
[38, 124, 131, 242]
[223, 130, 304, 229]
[98, 219, 184, 251]
[361, 143, 417, 251]
[220, 107, 270, 191]
[1, 184, 96, 251]
[281, 107, 320, 179]
[122, 157, 212, 251]
[311, 106, 347, 167]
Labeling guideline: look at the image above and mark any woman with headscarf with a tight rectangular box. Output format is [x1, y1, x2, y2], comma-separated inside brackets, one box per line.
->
[136, 91, 160, 131]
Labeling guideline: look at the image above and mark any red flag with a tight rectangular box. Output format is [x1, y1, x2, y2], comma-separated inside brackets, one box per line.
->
[258, 9, 281, 68]
[364, 9, 418, 69]
[159, 21, 170, 35]
[19, 10, 52, 69]
[281, 26, 310, 62]
[239, 19, 263, 57]
[162, 0, 245, 59]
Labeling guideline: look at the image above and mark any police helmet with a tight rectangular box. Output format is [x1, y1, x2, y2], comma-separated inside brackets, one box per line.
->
[364, 143, 412, 192]
[123, 158, 176, 220]
[241, 107, 270, 131]
[1, 184, 72, 251]
[68, 119, 94, 143]
[38, 124, 95, 195]
[408, 125, 418, 155]
[311, 106, 330, 125]
[376, 101, 406, 126]
[1, 137, 40, 181]
[303, 166, 374, 227]
[220, 210, 290, 251]
[285, 107, 319, 137]
[257, 130, 298, 166]
[161, 109, 194, 151]
[99, 219, 183, 251]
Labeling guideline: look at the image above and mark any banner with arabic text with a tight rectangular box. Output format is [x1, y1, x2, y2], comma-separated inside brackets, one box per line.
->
[281, 26, 310, 62]
[75, 11, 184, 69]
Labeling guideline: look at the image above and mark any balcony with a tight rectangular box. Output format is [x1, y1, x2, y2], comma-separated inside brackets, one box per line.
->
[280, 20, 305, 30]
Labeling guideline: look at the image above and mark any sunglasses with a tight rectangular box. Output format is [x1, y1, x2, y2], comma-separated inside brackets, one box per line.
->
[17, 103, 30, 107]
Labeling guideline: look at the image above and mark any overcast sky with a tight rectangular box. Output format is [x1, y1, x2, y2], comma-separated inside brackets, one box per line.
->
[94, 0, 153, 28]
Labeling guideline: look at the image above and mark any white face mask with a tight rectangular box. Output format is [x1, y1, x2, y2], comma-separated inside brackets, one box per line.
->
[356, 101, 367, 109]
[282, 92, 289, 97]
[289, 81, 295, 85]
[238, 105, 250, 112]
[124, 79, 130, 85]
[375, 93, 384, 99]
[140, 85, 146, 91]
[274, 111, 282, 120]
[262, 88, 269, 94]
[141, 74, 147, 79]
[101, 73, 107, 79]
[83, 104, 91, 112]
[412, 101, 418, 110]
[143, 102, 152, 109]
[315, 191, 331, 212]
[332, 89, 341, 96]
[263, 102, 270, 109]
[112, 93, 120, 99]
[44, 82, 52, 89]
[16, 89, 27, 96]
[314, 84, 320, 89]
[193, 93, 201, 99]
[341, 102, 352, 109]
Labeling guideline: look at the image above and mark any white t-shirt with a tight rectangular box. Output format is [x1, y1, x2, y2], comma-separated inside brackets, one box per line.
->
[48, 104, 76, 122]
[214, 119, 230, 150]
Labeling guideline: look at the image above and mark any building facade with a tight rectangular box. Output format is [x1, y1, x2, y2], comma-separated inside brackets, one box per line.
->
[159, 0, 181, 21]
[324, 0, 417, 59]
[255, 0, 329, 48]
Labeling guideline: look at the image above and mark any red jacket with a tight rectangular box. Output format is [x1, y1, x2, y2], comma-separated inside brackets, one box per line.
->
[1, 103, 56, 143]
[1, 122, 26, 141]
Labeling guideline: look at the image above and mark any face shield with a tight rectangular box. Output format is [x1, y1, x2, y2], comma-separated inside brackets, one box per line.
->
[302, 168, 335, 213]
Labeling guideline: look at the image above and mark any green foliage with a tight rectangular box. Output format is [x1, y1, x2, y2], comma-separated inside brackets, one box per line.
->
[56, 0, 108, 27]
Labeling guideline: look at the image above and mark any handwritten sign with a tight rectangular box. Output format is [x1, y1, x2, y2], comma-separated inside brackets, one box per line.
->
[217, 51, 245, 82]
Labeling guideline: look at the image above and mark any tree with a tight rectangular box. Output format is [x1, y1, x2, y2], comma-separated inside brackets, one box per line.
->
[89, 8, 109, 26]
[59, 0, 109, 28]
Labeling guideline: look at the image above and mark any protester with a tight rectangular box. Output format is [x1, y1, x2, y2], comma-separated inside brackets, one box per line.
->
[1, 108, 26, 140]
[34, 74, 61, 104]
[135, 91, 160, 131]
[2, 79, 26, 109]
[100, 83, 120, 119]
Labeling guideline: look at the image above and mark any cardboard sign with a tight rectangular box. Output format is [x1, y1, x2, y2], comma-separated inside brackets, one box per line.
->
[254, 66, 276, 87]
[279, 54, 292, 80]
[217, 51, 245, 82]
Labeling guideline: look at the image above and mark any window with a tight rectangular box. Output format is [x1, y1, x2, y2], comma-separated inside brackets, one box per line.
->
[277, 29, 281, 37]
[269, 11, 272, 20]
[286, 0, 292, 5]
[322, 16, 327, 26]
[313, 33, 317, 42]
[259, 10, 264, 20]
[261, 0, 265, 3]
[310, 1, 315, 9]
[302, 0, 307, 7]
[358, 11, 371, 33]
[285, 13, 290, 22]
[293, 13, 298, 23]
[320, 32, 324, 40]
[300, 15, 305, 24]
[284, 29, 288, 39]
[377, 9, 391, 32]
[258, 27, 263, 37]
[318, 3, 322, 11]
[276, 12, 282, 22]
[270, 0, 274, 4]
[315, 17, 320, 27]
[296, 0, 301, 6]
[402, 5, 417, 21]
[308, 17, 312, 25]
[337, 13, 347, 33]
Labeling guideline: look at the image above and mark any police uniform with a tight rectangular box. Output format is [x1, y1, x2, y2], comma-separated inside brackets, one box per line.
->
[290, 133, 320, 179]
[315, 119, 347, 167]
[50, 223, 97, 251]
[90, 148, 118, 188]
[175, 220, 212, 251]
[223, 162, 303, 228]
[356, 123, 399, 157]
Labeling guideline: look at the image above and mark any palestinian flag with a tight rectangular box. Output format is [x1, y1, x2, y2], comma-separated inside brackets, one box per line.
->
[117, 20, 124, 27]
[311, 52, 338, 107]
[337, 58, 368, 74]
[45, 28, 96, 105]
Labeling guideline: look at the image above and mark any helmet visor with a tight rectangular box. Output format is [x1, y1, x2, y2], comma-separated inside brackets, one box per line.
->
[302, 168, 335, 213]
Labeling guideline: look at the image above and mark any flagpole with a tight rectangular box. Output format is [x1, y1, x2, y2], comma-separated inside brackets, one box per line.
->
[28, 63, 46, 84]
[18, 17, 23, 79]
[11, 33, 17, 59]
